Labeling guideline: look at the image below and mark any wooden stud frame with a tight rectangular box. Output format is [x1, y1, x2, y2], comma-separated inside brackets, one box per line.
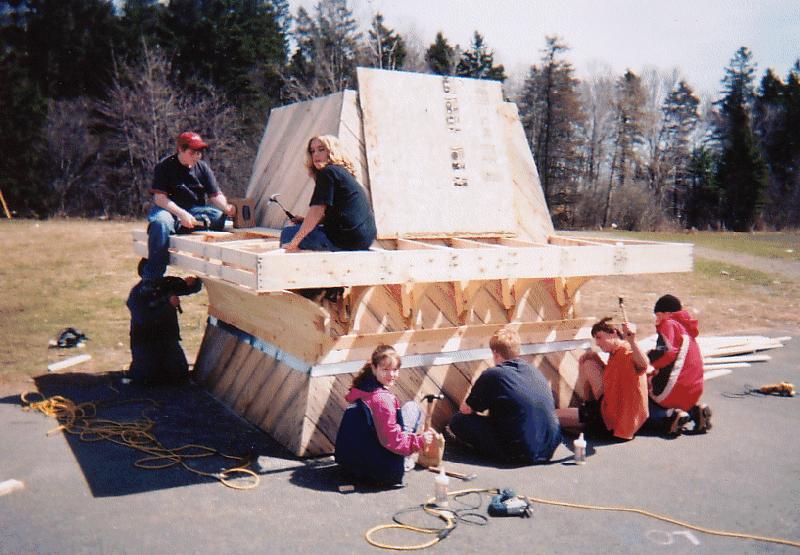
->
[132, 230, 692, 293]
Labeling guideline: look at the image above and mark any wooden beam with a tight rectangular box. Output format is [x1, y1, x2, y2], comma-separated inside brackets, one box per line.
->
[252, 242, 693, 291]
[320, 318, 594, 365]
[204, 278, 329, 362]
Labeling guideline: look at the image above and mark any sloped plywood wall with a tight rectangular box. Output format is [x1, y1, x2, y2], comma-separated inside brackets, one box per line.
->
[357, 67, 516, 239]
[246, 91, 367, 228]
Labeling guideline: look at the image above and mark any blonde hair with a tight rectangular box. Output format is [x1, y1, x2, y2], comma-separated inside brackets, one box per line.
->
[352, 345, 401, 389]
[305, 135, 357, 177]
[489, 327, 521, 361]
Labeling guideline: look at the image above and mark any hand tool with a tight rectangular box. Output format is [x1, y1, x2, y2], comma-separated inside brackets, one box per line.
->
[268, 193, 296, 220]
[426, 466, 477, 482]
[417, 394, 445, 468]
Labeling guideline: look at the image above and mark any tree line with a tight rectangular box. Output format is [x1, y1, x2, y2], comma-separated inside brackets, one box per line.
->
[1, 0, 797, 231]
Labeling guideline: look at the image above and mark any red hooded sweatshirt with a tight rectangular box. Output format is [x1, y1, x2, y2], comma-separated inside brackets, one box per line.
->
[648, 310, 704, 411]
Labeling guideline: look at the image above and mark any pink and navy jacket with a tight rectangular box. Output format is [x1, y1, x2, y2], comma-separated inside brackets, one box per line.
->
[345, 378, 424, 456]
[648, 310, 704, 411]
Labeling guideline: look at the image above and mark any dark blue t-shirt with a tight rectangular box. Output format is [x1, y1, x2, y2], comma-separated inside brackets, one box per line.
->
[309, 164, 377, 250]
[151, 154, 221, 211]
[466, 359, 561, 462]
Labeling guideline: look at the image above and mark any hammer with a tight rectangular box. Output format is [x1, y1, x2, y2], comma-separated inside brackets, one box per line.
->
[268, 193, 296, 220]
[421, 394, 444, 430]
[618, 296, 628, 322]
[427, 466, 477, 482]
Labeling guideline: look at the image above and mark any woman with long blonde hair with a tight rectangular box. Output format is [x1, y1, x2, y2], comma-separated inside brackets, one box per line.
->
[280, 135, 376, 253]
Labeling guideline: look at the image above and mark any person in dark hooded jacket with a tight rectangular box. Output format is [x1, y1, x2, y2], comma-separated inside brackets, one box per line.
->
[126, 260, 203, 385]
[647, 294, 712, 433]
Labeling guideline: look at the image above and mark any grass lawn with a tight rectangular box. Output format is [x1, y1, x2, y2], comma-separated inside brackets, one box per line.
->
[598, 230, 800, 260]
[2, 219, 798, 392]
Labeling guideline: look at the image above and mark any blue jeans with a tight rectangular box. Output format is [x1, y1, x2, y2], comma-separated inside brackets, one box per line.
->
[400, 401, 424, 433]
[142, 206, 225, 280]
[279, 224, 340, 251]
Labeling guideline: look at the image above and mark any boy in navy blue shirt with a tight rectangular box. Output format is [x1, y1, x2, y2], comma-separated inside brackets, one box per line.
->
[447, 328, 561, 464]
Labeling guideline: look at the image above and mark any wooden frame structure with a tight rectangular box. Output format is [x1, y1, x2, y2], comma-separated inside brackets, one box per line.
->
[132, 68, 693, 456]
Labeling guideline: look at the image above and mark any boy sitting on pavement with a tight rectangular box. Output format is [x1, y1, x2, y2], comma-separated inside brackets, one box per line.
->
[446, 328, 562, 465]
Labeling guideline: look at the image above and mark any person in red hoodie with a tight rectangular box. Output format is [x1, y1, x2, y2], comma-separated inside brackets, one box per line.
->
[648, 294, 712, 433]
[335, 345, 434, 485]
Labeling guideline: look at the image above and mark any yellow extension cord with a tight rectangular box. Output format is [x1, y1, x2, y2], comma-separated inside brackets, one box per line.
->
[365, 487, 800, 551]
[21, 391, 258, 490]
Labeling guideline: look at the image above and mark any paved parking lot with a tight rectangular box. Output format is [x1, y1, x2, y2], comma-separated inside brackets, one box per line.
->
[1, 330, 798, 554]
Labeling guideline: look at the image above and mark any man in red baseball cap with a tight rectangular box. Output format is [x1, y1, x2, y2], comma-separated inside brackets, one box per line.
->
[140, 131, 235, 281]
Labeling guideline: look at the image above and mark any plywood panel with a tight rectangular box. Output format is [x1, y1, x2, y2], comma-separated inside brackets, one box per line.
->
[358, 67, 514, 238]
[498, 102, 554, 242]
[204, 279, 329, 363]
[193, 321, 227, 383]
[246, 92, 360, 228]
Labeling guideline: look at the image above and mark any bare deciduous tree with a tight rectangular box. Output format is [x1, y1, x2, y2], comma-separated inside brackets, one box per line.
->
[43, 97, 98, 215]
[92, 45, 248, 216]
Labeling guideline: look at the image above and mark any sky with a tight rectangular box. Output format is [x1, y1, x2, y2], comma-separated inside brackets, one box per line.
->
[289, 0, 799, 99]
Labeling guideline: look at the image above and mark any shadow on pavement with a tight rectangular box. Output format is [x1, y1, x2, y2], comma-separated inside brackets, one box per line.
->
[17, 371, 295, 498]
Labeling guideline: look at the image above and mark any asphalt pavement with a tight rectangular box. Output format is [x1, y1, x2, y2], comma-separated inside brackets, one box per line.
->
[1, 329, 798, 554]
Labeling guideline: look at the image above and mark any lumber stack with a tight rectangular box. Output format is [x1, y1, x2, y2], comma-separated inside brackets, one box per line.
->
[638, 334, 792, 381]
[699, 335, 791, 378]
[133, 68, 694, 456]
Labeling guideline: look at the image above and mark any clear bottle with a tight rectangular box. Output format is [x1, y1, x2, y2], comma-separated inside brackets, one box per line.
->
[434, 467, 449, 507]
[573, 433, 587, 465]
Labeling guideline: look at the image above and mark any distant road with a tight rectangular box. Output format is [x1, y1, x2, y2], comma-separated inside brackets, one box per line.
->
[563, 231, 800, 281]
[693, 246, 800, 281]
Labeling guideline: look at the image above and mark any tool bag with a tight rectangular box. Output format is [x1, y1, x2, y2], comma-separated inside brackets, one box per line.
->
[416, 430, 445, 468]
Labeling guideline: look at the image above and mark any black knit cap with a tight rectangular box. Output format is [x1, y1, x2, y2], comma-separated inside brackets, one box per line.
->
[654, 294, 682, 313]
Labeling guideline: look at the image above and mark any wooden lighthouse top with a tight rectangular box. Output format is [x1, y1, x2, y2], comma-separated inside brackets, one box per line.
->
[132, 68, 692, 292]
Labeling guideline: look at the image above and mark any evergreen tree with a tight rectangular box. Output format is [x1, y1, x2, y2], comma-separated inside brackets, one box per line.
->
[455, 31, 505, 81]
[117, 0, 166, 64]
[0, 52, 48, 216]
[755, 63, 800, 227]
[603, 70, 646, 226]
[284, 0, 361, 100]
[715, 47, 767, 230]
[659, 80, 700, 220]
[15, 0, 120, 99]
[161, 0, 288, 125]
[685, 145, 720, 229]
[425, 31, 456, 75]
[365, 12, 406, 70]
[517, 36, 584, 223]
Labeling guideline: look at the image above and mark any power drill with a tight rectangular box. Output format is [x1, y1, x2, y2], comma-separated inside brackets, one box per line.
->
[758, 382, 796, 397]
[488, 489, 532, 518]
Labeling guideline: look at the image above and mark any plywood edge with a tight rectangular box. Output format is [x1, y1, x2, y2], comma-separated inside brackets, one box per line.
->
[321, 318, 593, 365]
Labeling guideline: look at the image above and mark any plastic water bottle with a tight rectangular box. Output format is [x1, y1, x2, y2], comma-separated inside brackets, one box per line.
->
[434, 467, 449, 507]
[573, 433, 587, 465]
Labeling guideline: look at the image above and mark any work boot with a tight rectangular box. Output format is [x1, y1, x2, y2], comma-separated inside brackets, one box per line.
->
[689, 404, 713, 433]
[665, 410, 691, 438]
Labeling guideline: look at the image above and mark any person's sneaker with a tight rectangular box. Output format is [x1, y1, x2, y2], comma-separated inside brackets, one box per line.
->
[689, 404, 713, 433]
[666, 410, 691, 437]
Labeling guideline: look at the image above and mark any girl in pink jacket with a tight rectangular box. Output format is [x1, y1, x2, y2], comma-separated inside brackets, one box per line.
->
[335, 345, 433, 485]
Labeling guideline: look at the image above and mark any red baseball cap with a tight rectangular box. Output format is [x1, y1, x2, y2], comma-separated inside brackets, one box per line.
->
[177, 131, 209, 150]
